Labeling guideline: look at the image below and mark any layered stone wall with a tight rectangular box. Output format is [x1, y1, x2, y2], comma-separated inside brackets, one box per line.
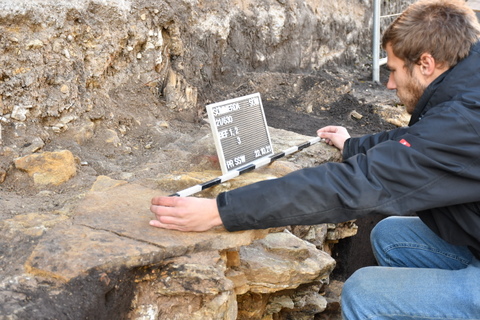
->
[0, 0, 372, 136]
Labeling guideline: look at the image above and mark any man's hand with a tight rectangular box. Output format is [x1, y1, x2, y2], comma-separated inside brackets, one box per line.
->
[317, 126, 350, 152]
[150, 196, 223, 232]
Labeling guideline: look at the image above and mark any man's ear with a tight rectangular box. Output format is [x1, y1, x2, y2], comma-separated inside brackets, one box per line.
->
[418, 53, 436, 76]
[418, 53, 449, 86]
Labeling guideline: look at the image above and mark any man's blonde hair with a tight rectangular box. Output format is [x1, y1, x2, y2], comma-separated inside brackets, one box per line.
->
[382, 0, 480, 72]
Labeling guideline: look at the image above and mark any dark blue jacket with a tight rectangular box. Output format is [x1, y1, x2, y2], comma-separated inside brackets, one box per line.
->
[218, 41, 480, 258]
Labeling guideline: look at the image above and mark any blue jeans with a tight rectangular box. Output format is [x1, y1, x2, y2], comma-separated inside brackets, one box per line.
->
[341, 216, 480, 320]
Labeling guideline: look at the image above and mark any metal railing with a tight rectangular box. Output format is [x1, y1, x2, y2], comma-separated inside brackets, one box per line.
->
[372, 0, 417, 82]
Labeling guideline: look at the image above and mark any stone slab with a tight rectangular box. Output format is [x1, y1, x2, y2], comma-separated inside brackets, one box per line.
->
[25, 224, 161, 282]
[25, 179, 269, 281]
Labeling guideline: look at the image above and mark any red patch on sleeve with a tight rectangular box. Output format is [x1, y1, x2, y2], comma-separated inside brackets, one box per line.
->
[399, 139, 411, 147]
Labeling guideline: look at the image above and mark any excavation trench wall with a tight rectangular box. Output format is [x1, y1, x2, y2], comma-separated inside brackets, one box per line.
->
[0, 1, 377, 319]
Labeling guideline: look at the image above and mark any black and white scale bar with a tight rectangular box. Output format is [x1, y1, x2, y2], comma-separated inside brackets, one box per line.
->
[170, 136, 322, 197]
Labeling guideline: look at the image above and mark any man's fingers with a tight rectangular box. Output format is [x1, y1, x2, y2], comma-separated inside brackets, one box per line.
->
[318, 131, 334, 139]
[151, 202, 184, 219]
[317, 125, 334, 133]
[317, 127, 340, 141]
[150, 197, 190, 225]
[149, 219, 168, 228]
[151, 196, 177, 206]
[317, 125, 341, 134]
[149, 219, 187, 231]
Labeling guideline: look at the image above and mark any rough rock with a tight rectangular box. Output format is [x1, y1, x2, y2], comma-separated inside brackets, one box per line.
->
[13, 150, 77, 185]
[374, 104, 411, 127]
[237, 231, 335, 294]
[129, 251, 237, 320]
[24, 177, 270, 282]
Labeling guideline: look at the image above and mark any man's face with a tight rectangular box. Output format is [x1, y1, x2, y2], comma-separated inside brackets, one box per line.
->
[385, 44, 427, 114]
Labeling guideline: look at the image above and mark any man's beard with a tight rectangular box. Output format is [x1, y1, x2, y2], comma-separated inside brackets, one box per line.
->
[399, 76, 427, 114]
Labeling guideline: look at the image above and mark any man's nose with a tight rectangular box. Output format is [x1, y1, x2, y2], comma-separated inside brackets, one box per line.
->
[386, 74, 396, 90]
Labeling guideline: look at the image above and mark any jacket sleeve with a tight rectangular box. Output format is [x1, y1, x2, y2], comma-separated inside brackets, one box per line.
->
[342, 127, 409, 159]
[217, 103, 480, 232]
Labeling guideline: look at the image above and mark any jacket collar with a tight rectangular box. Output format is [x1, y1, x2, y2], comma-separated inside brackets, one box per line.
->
[408, 70, 450, 126]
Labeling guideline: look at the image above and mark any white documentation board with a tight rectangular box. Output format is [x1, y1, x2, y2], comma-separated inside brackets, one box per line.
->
[206, 93, 274, 174]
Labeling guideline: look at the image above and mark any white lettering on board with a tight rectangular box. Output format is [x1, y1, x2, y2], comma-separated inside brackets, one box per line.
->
[254, 145, 272, 158]
[218, 129, 229, 139]
[226, 155, 246, 169]
[212, 103, 240, 117]
[215, 115, 234, 127]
